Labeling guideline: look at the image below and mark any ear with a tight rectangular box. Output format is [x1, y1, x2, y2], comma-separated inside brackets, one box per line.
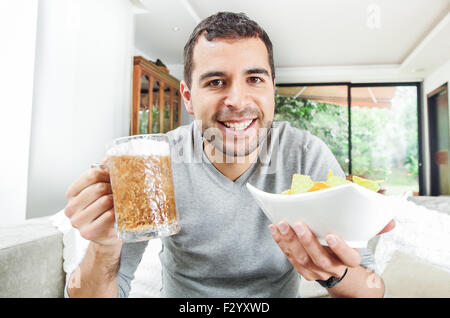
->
[180, 80, 194, 115]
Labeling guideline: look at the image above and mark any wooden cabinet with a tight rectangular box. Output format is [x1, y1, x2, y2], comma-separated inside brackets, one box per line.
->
[130, 56, 182, 135]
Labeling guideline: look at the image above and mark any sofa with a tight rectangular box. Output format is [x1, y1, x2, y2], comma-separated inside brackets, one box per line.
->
[1, 196, 449, 298]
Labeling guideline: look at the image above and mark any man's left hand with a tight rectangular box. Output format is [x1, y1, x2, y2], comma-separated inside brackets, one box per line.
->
[268, 219, 395, 282]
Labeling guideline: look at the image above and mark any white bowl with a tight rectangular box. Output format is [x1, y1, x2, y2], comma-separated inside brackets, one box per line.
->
[246, 182, 397, 248]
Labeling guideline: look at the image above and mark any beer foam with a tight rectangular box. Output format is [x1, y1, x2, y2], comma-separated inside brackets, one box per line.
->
[107, 138, 170, 156]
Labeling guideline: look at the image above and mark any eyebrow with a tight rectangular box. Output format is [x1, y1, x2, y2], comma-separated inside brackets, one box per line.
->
[199, 71, 225, 82]
[245, 68, 270, 77]
[198, 68, 270, 83]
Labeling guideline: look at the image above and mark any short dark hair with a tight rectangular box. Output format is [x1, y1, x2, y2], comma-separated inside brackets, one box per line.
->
[183, 12, 275, 89]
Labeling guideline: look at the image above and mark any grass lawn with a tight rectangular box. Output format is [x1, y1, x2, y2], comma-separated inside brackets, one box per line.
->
[382, 167, 419, 196]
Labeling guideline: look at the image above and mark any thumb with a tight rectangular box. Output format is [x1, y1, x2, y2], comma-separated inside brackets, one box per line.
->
[377, 219, 395, 235]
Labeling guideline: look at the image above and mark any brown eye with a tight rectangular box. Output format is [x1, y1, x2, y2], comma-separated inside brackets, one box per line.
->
[209, 79, 224, 87]
[249, 77, 263, 84]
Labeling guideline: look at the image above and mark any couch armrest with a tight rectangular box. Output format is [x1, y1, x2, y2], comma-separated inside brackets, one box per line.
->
[407, 196, 450, 215]
[0, 217, 65, 297]
[382, 251, 450, 297]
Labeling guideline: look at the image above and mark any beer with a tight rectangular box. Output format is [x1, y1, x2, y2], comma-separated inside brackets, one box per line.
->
[107, 135, 179, 242]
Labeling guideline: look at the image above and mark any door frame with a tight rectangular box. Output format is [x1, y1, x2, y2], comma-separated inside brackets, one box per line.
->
[427, 83, 449, 196]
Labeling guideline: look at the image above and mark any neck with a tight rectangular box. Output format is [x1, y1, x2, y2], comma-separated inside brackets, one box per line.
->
[203, 140, 259, 182]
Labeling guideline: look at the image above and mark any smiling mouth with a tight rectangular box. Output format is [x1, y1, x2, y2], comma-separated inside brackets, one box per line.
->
[217, 118, 256, 131]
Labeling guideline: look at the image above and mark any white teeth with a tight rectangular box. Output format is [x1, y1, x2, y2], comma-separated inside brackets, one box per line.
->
[222, 119, 253, 130]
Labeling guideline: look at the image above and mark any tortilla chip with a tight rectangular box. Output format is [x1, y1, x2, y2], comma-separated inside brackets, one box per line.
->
[352, 175, 382, 192]
[307, 181, 331, 192]
[291, 174, 314, 194]
[326, 175, 351, 187]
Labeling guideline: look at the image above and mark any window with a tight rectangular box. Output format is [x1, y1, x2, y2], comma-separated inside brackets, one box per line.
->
[276, 83, 421, 195]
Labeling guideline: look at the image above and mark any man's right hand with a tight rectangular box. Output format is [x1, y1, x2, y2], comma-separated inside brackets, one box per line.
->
[64, 165, 123, 297]
[64, 165, 121, 248]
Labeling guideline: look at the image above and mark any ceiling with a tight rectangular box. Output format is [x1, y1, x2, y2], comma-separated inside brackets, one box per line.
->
[134, 0, 450, 80]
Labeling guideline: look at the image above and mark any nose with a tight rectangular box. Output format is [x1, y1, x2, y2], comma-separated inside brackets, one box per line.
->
[223, 80, 250, 110]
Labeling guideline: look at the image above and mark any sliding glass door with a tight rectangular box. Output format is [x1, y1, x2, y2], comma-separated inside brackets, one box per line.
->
[350, 85, 419, 195]
[276, 83, 421, 195]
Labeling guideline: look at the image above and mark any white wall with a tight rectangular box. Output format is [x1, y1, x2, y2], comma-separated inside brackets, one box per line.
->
[424, 59, 450, 96]
[26, 0, 135, 220]
[422, 59, 450, 195]
[0, 1, 38, 225]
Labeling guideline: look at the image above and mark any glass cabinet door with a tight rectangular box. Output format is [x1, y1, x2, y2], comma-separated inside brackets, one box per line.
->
[137, 79, 182, 134]
[132, 57, 181, 136]
[173, 90, 180, 128]
[138, 75, 150, 134]
[163, 86, 171, 132]
[151, 80, 160, 133]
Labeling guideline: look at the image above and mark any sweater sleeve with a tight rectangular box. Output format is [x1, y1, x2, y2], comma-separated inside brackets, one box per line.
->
[117, 241, 149, 298]
[300, 132, 346, 181]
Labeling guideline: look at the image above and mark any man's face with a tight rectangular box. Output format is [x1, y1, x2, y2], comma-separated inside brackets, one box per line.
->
[181, 36, 275, 157]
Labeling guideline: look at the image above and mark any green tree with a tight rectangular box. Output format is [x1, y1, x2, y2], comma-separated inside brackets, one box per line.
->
[350, 107, 391, 179]
[274, 92, 349, 172]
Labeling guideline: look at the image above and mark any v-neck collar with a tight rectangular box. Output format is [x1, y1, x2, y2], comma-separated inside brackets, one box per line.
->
[201, 149, 259, 188]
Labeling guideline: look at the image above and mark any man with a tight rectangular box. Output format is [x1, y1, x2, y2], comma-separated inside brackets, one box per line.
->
[64, 12, 394, 298]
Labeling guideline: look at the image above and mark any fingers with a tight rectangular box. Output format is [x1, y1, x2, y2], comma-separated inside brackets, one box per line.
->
[65, 182, 112, 218]
[269, 222, 336, 281]
[293, 222, 347, 277]
[270, 223, 309, 265]
[69, 194, 114, 228]
[64, 166, 118, 246]
[269, 221, 359, 280]
[78, 209, 118, 245]
[324, 234, 361, 268]
[377, 219, 396, 235]
[65, 168, 111, 200]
